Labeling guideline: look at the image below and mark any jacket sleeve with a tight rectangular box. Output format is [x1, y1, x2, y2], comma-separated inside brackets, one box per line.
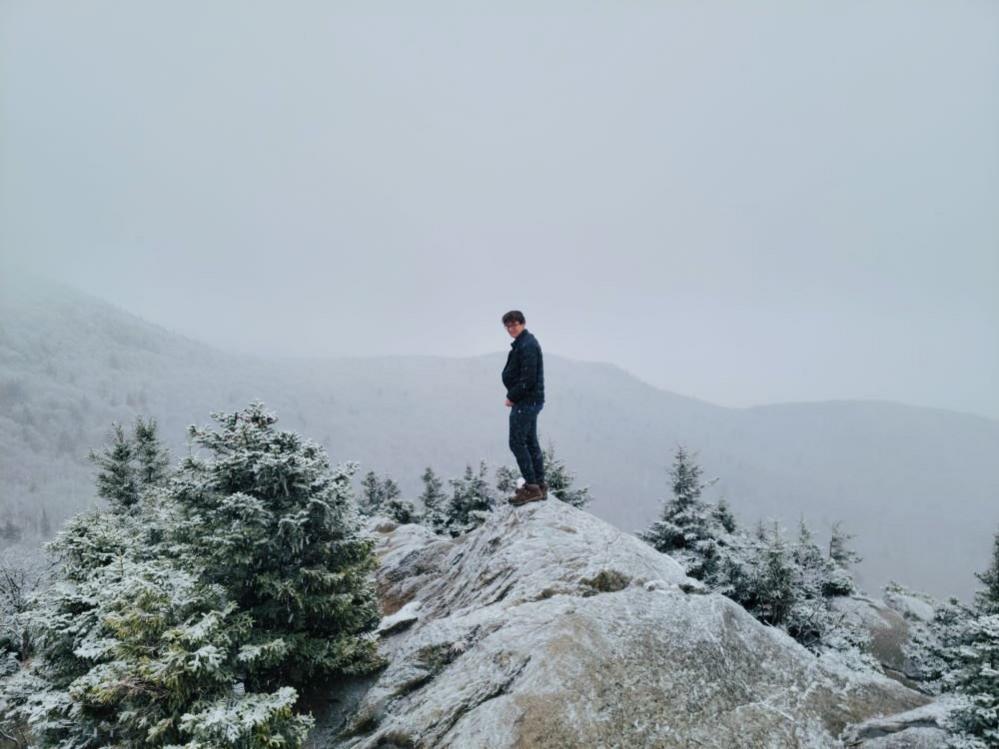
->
[506, 343, 539, 403]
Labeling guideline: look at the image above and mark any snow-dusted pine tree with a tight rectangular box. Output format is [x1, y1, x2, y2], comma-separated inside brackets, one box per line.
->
[638, 444, 728, 581]
[383, 489, 419, 525]
[749, 522, 796, 627]
[0, 511, 313, 748]
[973, 529, 999, 615]
[358, 471, 415, 523]
[495, 465, 519, 495]
[359, 471, 385, 516]
[418, 466, 449, 535]
[829, 521, 862, 568]
[445, 460, 497, 536]
[88, 417, 171, 513]
[88, 421, 139, 510]
[945, 528, 999, 747]
[945, 614, 999, 748]
[542, 441, 591, 508]
[784, 518, 830, 647]
[0, 405, 375, 748]
[889, 582, 974, 691]
[712, 498, 737, 533]
[133, 415, 170, 486]
[171, 401, 387, 690]
[820, 521, 862, 596]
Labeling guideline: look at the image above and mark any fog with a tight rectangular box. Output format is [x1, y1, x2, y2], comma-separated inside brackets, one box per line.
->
[2, 1, 997, 419]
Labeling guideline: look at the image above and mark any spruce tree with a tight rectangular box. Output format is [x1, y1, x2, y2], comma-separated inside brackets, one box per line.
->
[445, 461, 497, 536]
[88, 422, 139, 511]
[1, 511, 313, 748]
[823, 521, 861, 596]
[0, 403, 362, 749]
[712, 498, 737, 534]
[132, 416, 170, 487]
[171, 401, 386, 690]
[946, 525, 999, 746]
[359, 471, 385, 516]
[541, 441, 591, 508]
[382, 477, 418, 524]
[752, 522, 795, 627]
[785, 518, 836, 649]
[828, 521, 862, 568]
[495, 465, 519, 495]
[973, 529, 999, 615]
[88, 417, 170, 513]
[638, 444, 725, 580]
[419, 467, 449, 535]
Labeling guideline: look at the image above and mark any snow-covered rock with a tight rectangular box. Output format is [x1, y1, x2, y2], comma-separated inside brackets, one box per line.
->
[309, 500, 930, 748]
[882, 586, 937, 624]
[840, 696, 958, 748]
[829, 595, 921, 688]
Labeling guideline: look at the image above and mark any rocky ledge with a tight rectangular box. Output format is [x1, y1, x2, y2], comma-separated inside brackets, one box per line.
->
[306, 500, 930, 748]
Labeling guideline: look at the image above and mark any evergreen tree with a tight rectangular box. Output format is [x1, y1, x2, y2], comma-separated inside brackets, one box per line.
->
[0, 402, 356, 749]
[889, 582, 973, 691]
[359, 470, 385, 516]
[419, 467, 449, 535]
[0, 512, 312, 748]
[171, 402, 386, 690]
[445, 461, 497, 536]
[712, 498, 737, 534]
[88, 417, 170, 513]
[88, 422, 139, 511]
[973, 529, 999, 615]
[358, 471, 415, 522]
[945, 525, 999, 747]
[495, 465, 519, 495]
[541, 441, 591, 508]
[784, 518, 829, 647]
[944, 614, 999, 748]
[751, 522, 795, 627]
[823, 521, 861, 596]
[132, 416, 170, 487]
[383, 477, 401, 504]
[382, 478, 418, 524]
[828, 521, 862, 568]
[638, 444, 726, 580]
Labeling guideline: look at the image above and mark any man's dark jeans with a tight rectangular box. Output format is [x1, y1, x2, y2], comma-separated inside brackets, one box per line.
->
[509, 401, 545, 486]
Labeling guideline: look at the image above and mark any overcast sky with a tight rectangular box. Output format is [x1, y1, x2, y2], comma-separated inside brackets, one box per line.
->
[2, 1, 997, 419]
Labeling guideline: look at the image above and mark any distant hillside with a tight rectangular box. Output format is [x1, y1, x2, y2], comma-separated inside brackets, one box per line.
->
[1, 271, 997, 601]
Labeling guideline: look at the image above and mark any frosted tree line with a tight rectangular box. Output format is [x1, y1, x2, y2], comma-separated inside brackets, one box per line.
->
[1, 405, 994, 747]
[637, 444, 999, 748]
[0, 404, 385, 748]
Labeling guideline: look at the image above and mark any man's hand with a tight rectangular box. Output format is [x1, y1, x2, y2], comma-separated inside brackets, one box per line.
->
[505, 398, 513, 407]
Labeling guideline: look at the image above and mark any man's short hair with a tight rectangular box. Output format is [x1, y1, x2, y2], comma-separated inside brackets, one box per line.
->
[502, 310, 526, 325]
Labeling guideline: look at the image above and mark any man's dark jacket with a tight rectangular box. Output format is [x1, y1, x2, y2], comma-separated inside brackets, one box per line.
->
[503, 329, 545, 405]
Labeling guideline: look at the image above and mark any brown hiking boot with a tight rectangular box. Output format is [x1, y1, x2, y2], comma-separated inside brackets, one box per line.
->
[506, 485, 528, 504]
[509, 483, 544, 506]
[538, 481, 549, 499]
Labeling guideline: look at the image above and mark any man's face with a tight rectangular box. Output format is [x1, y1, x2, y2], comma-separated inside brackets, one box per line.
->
[505, 321, 524, 338]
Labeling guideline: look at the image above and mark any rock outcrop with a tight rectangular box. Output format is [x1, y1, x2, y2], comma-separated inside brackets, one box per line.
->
[829, 595, 923, 690]
[840, 697, 957, 748]
[307, 500, 931, 748]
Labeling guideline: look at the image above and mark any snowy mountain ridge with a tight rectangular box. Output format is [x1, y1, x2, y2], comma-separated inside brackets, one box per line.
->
[3, 272, 998, 601]
[305, 499, 934, 748]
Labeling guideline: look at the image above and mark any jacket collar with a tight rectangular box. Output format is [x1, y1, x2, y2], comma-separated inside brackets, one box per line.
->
[511, 328, 530, 348]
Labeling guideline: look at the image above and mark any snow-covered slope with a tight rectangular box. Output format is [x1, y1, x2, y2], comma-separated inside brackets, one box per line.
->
[306, 500, 929, 748]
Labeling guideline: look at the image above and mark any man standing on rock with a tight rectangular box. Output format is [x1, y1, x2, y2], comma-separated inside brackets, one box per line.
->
[502, 310, 547, 506]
